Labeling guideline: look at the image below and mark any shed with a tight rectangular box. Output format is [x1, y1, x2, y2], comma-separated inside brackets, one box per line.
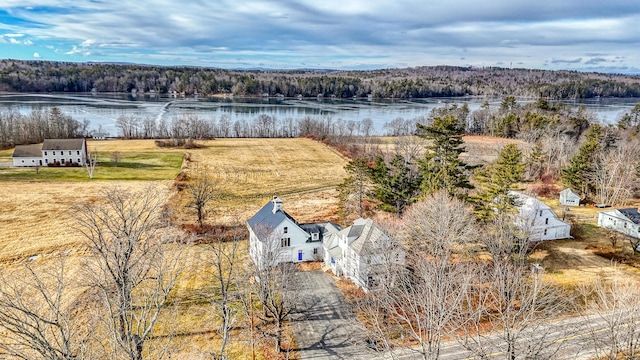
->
[559, 188, 580, 207]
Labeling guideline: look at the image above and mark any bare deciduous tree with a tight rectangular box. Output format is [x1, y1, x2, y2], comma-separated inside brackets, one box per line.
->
[85, 151, 97, 179]
[247, 231, 298, 353]
[463, 215, 570, 360]
[589, 139, 640, 206]
[206, 225, 243, 360]
[581, 271, 640, 359]
[75, 186, 187, 360]
[362, 192, 477, 360]
[187, 167, 219, 227]
[0, 255, 82, 360]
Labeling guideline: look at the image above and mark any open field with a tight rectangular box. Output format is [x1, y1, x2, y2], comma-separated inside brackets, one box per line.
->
[0, 137, 347, 358]
[0, 139, 184, 181]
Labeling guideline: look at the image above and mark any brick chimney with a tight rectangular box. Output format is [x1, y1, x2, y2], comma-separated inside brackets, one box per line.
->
[272, 196, 283, 214]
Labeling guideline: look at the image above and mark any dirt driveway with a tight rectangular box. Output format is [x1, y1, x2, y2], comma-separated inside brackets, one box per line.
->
[289, 270, 374, 359]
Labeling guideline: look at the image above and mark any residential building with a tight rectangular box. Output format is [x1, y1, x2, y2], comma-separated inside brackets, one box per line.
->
[11, 138, 87, 167]
[247, 196, 339, 267]
[322, 218, 405, 291]
[598, 208, 640, 241]
[511, 192, 571, 241]
[12, 144, 44, 167]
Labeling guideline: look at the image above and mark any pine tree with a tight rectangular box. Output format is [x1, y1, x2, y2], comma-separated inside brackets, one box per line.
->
[336, 158, 373, 225]
[417, 115, 475, 197]
[473, 144, 525, 221]
[526, 141, 545, 180]
[561, 124, 603, 196]
[370, 154, 422, 216]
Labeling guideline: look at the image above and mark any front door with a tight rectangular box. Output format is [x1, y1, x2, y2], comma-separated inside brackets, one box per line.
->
[298, 250, 303, 261]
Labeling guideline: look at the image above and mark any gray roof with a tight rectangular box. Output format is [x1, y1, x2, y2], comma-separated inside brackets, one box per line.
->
[348, 218, 388, 255]
[12, 144, 42, 158]
[247, 199, 300, 239]
[560, 188, 580, 197]
[42, 139, 85, 150]
[619, 208, 640, 225]
[299, 221, 341, 242]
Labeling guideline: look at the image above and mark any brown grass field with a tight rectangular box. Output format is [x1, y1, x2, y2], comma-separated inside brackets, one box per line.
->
[1, 136, 640, 358]
[0, 138, 346, 359]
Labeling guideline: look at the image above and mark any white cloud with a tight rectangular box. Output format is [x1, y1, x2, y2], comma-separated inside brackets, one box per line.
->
[33, 52, 40, 58]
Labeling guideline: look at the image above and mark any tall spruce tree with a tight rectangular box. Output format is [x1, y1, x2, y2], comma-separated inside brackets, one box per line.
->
[370, 154, 422, 216]
[473, 144, 525, 221]
[336, 158, 373, 224]
[417, 115, 475, 197]
[561, 124, 603, 196]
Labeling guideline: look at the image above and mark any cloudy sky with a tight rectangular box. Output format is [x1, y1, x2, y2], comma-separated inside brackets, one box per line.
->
[0, 1, 639, 73]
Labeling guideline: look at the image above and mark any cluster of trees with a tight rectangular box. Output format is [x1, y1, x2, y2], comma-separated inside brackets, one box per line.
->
[3, 59, 640, 99]
[0, 107, 89, 148]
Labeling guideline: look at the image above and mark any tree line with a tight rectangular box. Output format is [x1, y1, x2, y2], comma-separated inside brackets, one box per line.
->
[2, 59, 640, 99]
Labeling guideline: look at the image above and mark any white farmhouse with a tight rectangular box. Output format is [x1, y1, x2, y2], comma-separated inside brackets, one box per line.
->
[511, 192, 571, 241]
[247, 196, 339, 267]
[12, 144, 44, 167]
[322, 218, 405, 291]
[42, 139, 87, 166]
[559, 188, 581, 207]
[11, 138, 88, 167]
[598, 208, 640, 241]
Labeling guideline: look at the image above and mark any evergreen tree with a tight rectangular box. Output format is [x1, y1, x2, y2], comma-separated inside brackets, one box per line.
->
[561, 124, 603, 196]
[336, 158, 373, 224]
[473, 144, 525, 221]
[417, 115, 475, 197]
[526, 141, 545, 180]
[370, 154, 422, 216]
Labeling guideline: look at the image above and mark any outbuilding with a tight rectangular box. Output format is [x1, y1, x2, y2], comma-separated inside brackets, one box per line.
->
[559, 188, 580, 206]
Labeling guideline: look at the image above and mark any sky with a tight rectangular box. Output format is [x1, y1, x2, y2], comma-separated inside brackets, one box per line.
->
[0, 1, 639, 73]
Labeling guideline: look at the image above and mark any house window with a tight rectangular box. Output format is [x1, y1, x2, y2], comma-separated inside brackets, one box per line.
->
[77, 158, 81, 163]
[544, 229, 547, 236]
[44, 151, 47, 155]
[624, 223, 627, 228]
[283, 227, 288, 234]
[312, 233, 319, 240]
[61, 158, 64, 164]
[280, 238, 290, 247]
[45, 159, 48, 163]
[539, 210, 543, 217]
[68, 151, 72, 155]
[77, 150, 80, 155]
[313, 248, 318, 255]
[545, 218, 549, 225]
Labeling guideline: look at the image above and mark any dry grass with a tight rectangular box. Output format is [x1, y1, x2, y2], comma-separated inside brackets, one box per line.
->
[173, 138, 347, 225]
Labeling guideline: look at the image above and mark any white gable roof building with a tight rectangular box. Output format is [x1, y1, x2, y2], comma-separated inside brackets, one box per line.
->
[598, 208, 640, 241]
[322, 218, 405, 291]
[247, 197, 339, 267]
[511, 192, 571, 241]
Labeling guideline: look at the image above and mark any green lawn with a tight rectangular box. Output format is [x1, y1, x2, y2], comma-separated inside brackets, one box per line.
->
[0, 151, 183, 181]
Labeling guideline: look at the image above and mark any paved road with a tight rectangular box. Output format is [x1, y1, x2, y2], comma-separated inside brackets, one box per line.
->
[289, 270, 375, 360]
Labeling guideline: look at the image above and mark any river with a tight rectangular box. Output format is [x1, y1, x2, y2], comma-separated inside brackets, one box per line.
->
[0, 93, 637, 136]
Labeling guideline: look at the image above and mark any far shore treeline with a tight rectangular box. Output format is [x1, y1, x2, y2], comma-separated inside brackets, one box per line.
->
[2, 59, 640, 99]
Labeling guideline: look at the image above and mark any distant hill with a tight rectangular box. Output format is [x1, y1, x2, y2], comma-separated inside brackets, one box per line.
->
[1, 59, 639, 99]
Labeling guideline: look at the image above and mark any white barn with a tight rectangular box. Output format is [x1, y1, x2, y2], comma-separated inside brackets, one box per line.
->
[512, 192, 571, 241]
[322, 218, 405, 291]
[598, 208, 640, 241]
[12, 144, 44, 167]
[247, 197, 339, 267]
[559, 188, 580, 207]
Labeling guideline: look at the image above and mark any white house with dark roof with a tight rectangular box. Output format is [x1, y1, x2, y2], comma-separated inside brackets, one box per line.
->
[598, 208, 640, 242]
[11, 138, 87, 167]
[42, 139, 87, 166]
[12, 144, 44, 166]
[511, 192, 571, 241]
[247, 196, 340, 267]
[322, 218, 405, 291]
